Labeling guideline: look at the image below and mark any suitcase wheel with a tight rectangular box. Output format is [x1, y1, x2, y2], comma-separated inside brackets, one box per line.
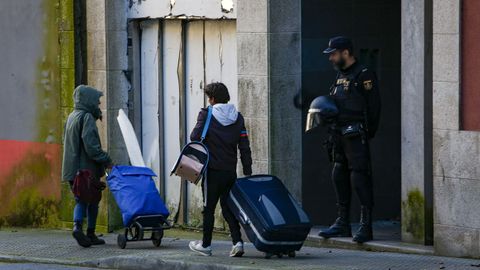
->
[264, 251, 295, 259]
[117, 234, 127, 249]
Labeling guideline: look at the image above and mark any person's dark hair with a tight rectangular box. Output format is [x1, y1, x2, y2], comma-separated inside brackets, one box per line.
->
[204, 82, 230, 103]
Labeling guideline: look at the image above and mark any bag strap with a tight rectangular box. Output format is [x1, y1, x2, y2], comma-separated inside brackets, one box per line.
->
[173, 107, 212, 225]
[200, 106, 213, 142]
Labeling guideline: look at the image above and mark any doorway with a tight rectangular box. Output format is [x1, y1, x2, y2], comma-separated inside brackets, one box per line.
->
[301, 0, 402, 227]
[130, 19, 237, 225]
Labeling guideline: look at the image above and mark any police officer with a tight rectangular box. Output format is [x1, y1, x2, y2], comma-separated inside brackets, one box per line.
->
[311, 36, 381, 243]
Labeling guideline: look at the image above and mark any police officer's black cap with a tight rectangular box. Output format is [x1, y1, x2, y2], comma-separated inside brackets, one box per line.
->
[323, 36, 353, 54]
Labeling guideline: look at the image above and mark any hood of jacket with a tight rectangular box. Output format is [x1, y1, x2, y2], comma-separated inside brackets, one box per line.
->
[212, 103, 238, 126]
[73, 85, 103, 119]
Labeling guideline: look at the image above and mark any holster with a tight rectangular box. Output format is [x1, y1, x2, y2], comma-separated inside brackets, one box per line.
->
[323, 137, 334, 162]
[340, 123, 365, 139]
[323, 126, 337, 162]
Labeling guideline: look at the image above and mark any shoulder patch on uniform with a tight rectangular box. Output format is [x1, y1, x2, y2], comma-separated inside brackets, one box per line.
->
[363, 80, 373, 90]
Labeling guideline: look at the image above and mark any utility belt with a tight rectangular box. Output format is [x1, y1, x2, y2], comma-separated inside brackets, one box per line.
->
[323, 122, 367, 162]
[337, 122, 366, 139]
[335, 110, 369, 139]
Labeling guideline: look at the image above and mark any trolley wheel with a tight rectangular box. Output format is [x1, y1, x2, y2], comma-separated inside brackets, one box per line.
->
[264, 252, 273, 259]
[152, 229, 164, 247]
[129, 222, 144, 241]
[288, 251, 296, 258]
[117, 234, 127, 249]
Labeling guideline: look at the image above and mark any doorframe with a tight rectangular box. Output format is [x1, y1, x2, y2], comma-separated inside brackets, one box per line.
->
[400, 0, 434, 245]
[422, 0, 434, 246]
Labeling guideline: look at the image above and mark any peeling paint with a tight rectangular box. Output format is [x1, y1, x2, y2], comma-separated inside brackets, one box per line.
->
[128, 0, 237, 19]
[219, 29, 224, 80]
[37, 0, 61, 144]
[0, 142, 61, 227]
[221, 0, 234, 13]
[138, 19, 237, 225]
[129, 0, 147, 8]
[0, 0, 67, 228]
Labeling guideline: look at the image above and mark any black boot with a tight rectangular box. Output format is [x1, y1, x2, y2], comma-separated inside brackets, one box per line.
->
[353, 206, 373, 243]
[319, 204, 352, 238]
[87, 228, 106, 245]
[72, 223, 92, 248]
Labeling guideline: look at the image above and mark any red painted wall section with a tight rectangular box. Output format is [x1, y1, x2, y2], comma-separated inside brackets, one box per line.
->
[0, 140, 61, 226]
[461, 0, 480, 131]
[0, 0, 72, 228]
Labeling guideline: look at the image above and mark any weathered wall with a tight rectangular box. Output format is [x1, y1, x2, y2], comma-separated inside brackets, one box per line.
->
[58, 0, 81, 229]
[59, 0, 137, 232]
[79, 0, 130, 231]
[268, 0, 302, 200]
[432, 0, 480, 258]
[0, 0, 71, 227]
[126, 1, 239, 227]
[237, 0, 302, 200]
[128, 0, 236, 19]
[401, 0, 433, 245]
[128, 18, 238, 228]
[237, 0, 269, 179]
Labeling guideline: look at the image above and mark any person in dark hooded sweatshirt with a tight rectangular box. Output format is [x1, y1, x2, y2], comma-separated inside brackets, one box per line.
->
[62, 85, 113, 248]
[188, 82, 252, 257]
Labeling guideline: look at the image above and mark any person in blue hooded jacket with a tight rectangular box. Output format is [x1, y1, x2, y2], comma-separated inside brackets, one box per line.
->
[62, 85, 113, 247]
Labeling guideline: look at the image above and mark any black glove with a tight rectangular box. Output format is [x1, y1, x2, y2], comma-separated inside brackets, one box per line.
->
[243, 167, 252, 176]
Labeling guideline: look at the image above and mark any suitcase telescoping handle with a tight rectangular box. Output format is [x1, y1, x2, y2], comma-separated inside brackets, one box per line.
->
[245, 175, 273, 182]
[239, 208, 250, 225]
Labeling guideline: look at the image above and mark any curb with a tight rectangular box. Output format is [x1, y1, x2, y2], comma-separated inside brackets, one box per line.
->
[0, 254, 260, 270]
[305, 236, 434, 256]
[84, 255, 257, 270]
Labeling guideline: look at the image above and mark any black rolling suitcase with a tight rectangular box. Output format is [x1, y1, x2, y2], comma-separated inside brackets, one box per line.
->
[227, 175, 312, 258]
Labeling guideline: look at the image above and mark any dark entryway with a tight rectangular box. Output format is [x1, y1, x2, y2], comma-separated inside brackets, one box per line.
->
[301, 0, 401, 225]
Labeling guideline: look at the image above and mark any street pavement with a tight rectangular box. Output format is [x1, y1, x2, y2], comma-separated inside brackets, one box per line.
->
[0, 228, 479, 270]
[0, 263, 103, 270]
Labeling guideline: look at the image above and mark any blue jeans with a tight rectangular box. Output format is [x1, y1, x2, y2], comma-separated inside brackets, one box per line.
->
[73, 197, 99, 229]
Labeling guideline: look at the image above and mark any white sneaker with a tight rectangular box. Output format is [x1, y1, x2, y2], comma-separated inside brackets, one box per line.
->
[189, 240, 212, 256]
[230, 242, 244, 257]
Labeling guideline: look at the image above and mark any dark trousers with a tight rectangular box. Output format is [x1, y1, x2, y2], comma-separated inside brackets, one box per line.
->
[332, 134, 374, 208]
[201, 168, 242, 247]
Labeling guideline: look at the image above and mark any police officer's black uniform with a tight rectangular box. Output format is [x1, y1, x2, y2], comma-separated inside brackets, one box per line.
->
[317, 37, 381, 243]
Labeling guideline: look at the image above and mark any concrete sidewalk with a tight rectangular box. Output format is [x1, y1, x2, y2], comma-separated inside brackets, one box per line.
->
[308, 221, 434, 255]
[0, 228, 479, 270]
[0, 263, 100, 270]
